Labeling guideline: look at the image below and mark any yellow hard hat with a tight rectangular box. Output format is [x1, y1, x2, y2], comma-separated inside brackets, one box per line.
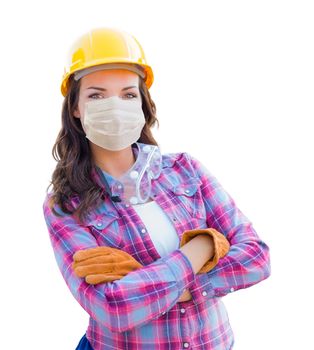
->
[61, 27, 154, 96]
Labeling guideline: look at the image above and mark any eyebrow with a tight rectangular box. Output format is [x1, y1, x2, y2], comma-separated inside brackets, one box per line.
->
[86, 85, 138, 91]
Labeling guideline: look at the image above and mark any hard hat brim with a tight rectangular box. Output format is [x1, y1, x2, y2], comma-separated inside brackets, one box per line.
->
[61, 61, 153, 96]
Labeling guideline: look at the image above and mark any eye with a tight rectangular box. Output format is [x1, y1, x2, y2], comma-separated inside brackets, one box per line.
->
[124, 93, 138, 99]
[88, 93, 104, 99]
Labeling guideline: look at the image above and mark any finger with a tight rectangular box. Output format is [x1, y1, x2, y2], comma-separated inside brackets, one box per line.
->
[73, 246, 115, 262]
[115, 260, 143, 271]
[85, 274, 123, 284]
[73, 263, 113, 277]
[74, 262, 141, 278]
[73, 256, 142, 270]
[73, 247, 113, 262]
[73, 255, 115, 268]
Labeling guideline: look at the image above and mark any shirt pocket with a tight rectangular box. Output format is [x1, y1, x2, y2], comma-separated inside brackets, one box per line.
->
[170, 177, 207, 220]
[86, 213, 124, 249]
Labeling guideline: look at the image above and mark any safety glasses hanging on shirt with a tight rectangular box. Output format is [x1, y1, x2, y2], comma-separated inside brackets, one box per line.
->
[101, 142, 162, 205]
[118, 143, 162, 204]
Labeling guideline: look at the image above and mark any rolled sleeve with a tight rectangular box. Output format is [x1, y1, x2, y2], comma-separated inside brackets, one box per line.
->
[185, 153, 271, 301]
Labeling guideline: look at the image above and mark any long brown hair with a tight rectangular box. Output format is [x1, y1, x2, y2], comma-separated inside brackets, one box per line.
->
[48, 74, 159, 222]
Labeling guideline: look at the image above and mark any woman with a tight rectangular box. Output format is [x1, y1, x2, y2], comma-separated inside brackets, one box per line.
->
[43, 27, 271, 350]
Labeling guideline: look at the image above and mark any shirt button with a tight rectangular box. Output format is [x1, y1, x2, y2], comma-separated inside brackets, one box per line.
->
[141, 228, 146, 233]
[96, 222, 102, 227]
[230, 287, 235, 292]
[161, 311, 166, 315]
[117, 184, 123, 189]
[202, 291, 208, 297]
[183, 342, 190, 348]
[180, 308, 186, 314]
[130, 170, 139, 179]
[125, 204, 130, 208]
[185, 189, 190, 194]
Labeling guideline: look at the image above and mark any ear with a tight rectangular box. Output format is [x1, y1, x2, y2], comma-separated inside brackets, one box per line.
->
[73, 108, 81, 119]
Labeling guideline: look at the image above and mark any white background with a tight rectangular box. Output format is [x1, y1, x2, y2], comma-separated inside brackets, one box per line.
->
[1, 0, 313, 349]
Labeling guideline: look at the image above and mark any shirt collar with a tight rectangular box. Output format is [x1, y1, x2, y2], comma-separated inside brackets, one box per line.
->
[91, 143, 139, 198]
[91, 142, 177, 198]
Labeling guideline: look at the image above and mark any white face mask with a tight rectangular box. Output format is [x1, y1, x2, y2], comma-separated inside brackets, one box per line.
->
[82, 96, 145, 151]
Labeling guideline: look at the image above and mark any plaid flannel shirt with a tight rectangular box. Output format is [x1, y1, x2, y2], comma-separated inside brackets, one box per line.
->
[43, 146, 270, 349]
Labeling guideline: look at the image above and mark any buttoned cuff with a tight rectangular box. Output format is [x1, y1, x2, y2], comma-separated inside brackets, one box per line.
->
[188, 272, 215, 303]
[160, 249, 196, 291]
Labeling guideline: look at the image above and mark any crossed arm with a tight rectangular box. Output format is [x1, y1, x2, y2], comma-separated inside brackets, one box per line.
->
[45, 153, 270, 332]
[72, 229, 226, 302]
[178, 234, 214, 301]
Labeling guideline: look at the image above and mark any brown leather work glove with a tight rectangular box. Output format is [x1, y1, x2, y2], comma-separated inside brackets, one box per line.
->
[72, 246, 143, 284]
[180, 228, 230, 273]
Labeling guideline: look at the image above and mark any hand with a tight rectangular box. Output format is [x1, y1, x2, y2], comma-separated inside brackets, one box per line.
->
[178, 289, 192, 302]
[72, 246, 143, 284]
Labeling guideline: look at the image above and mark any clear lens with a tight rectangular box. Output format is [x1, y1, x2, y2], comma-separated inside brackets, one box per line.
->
[136, 172, 151, 203]
[148, 148, 162, 179]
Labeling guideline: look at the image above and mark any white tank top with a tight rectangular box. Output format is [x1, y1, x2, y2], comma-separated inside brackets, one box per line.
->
[132, 200, 180, 257]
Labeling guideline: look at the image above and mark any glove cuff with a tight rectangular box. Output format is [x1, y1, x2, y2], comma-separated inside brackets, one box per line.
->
[180, 228, 230, 273]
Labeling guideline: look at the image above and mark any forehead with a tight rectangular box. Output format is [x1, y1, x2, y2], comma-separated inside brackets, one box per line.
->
[80, 69, 139, 89]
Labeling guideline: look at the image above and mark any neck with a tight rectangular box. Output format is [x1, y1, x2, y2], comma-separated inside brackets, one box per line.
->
[90, 142, 136, 178]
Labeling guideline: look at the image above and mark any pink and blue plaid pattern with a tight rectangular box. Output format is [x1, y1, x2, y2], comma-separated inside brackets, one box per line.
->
[43, 150, 270, 349]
